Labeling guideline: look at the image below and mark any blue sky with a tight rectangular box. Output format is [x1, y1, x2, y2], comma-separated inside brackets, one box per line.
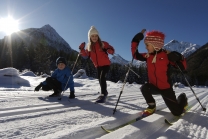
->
[0, 0, 208, 60]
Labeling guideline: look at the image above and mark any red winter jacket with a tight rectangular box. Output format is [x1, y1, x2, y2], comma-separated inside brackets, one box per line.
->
[80, 41, 115, 68]
[131, 42, 187, 89]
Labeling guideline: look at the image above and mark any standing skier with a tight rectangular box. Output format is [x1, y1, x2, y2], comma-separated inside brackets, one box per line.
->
[131, 30, 188, 117]
[34, 57, 75, 98]
[79, 26, 115, 103]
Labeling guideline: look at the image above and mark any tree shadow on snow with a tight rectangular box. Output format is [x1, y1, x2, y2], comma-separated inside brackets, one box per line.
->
[37, 94, 144, 120]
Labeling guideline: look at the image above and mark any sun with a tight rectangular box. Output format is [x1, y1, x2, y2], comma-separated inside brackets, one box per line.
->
[0, 16, 19, 35]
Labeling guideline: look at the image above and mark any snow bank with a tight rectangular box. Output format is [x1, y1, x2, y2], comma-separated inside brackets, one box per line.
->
[0, 67, 19, 76]
[0, 68, 30, 88]
[73, 69, 88, 79]
[174, 82, 185, 88]
[20, 71, 37, 77]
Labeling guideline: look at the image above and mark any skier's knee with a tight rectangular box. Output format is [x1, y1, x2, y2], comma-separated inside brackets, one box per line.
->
[46, 77, 53, 82]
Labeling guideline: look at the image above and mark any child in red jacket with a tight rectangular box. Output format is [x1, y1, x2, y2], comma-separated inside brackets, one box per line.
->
[131, 30, 188, 117]
[79, 26, 115, 103]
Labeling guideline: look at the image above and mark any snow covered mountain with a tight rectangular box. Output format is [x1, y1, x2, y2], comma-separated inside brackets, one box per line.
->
[1, 24, 201, 65]
[163, 40, 201, 58]
[110, 54, 146, 68]
[111, 40, 201, 67]
[2, 24, 73, 53]
[110, 54, 129, 65]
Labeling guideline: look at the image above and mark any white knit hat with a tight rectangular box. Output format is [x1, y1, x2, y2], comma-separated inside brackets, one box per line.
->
[88, 26, 99, 42]
[87, 26, 103, 51]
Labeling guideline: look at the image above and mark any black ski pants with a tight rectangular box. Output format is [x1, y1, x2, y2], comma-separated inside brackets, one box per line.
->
[42, 77, 62, 91]
[140, 83, 184, 116]
[97, 65, 110, 95]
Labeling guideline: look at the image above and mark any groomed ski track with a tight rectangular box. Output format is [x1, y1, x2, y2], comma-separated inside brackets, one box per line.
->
[0, 86, 207, 139]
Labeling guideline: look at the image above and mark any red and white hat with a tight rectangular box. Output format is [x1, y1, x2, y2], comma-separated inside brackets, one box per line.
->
[144, 31, 165, 51]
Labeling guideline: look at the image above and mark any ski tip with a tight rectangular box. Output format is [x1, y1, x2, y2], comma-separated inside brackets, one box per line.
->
[101, 126, 111, 133]
[164, 119, 173, 125]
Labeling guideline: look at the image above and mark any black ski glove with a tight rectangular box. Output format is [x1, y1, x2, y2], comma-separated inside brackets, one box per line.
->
[168, 51, 184, 62]
[34, 83, 43, 92]
[131, 32, 144, 43]
[176, 61, 186, 71]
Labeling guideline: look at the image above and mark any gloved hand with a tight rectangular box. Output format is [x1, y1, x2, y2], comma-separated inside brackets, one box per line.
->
[176, 61, 186, 72]
[69, 91, 75, 99]
[34, 83, 43, 92]
[79, 42, 85, 50]
[107, 46, 115, 55]
[107, 49, 114, 55]
[131, 29, 146, 43]
[168, 51, 184, 62]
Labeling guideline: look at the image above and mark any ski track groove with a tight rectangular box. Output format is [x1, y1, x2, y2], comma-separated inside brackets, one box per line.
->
[97, 91, 208, 139]
[0, 91, 100, 101]
[60, 91, 208, 139]
[0, 95, 118, 118]
[0, 87, 207, 139]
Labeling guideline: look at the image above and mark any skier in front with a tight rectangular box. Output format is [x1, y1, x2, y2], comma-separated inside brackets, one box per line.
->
[131, 30, 188, 117]
[34, 57, 75, 99]
[79, 26, 115, 103]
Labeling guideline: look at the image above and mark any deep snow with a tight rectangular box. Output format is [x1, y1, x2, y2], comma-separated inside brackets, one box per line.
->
[0, 68, 208, 139]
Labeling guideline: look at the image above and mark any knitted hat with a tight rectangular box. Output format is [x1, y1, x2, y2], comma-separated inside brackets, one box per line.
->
[144, 31, 165, 51]
[87, 26, 103, 51]
[88, 26, 100, 43]
[56, 57, 66, 66]
[144, 31, 165, 63]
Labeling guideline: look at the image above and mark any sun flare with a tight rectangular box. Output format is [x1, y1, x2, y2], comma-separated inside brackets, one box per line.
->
[0, 16, 19, 35]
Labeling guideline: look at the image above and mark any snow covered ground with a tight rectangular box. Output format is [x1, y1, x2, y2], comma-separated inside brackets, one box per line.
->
[0, 68, 208, 139]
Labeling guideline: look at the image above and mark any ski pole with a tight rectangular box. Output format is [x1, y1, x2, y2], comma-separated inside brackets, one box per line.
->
[111, 53, 140, 78]
[58, 53, 80, 100]
[113, 29, 146, 114]
[175, 62, 206, 111]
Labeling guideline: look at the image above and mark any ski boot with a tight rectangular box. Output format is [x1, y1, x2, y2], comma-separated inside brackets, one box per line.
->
[69, 91, 75, 99]
[142, 104, 156, 117]
[49, 90, 62, 97]
[178, 93, 188, 112]
[95, 94, 107, 103]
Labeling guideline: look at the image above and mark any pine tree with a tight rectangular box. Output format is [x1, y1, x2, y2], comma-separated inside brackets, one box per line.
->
[33, 42, 52, 75]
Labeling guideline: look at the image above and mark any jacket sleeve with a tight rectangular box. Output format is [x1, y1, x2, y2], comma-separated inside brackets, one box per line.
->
[131, 42, 147, 61]
[103, 41, 115, 54]
[80, 48, 90, 59]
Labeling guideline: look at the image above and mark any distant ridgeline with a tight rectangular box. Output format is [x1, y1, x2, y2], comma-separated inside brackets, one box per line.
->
[0, 24, 207, 85]
[0, 24, 78, 75]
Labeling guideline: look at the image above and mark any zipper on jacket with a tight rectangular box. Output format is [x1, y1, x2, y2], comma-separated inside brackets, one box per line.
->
[153, 63, 158, 87]
[94, 45, 99, 67]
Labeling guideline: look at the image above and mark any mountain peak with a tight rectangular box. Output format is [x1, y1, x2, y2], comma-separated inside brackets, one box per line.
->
[2, 24, 73, 53]
[164, 40, 201, 57]
[110, 54, 129, 65]
[41, 24, 53, 29]
[169, 40, 179, 43]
